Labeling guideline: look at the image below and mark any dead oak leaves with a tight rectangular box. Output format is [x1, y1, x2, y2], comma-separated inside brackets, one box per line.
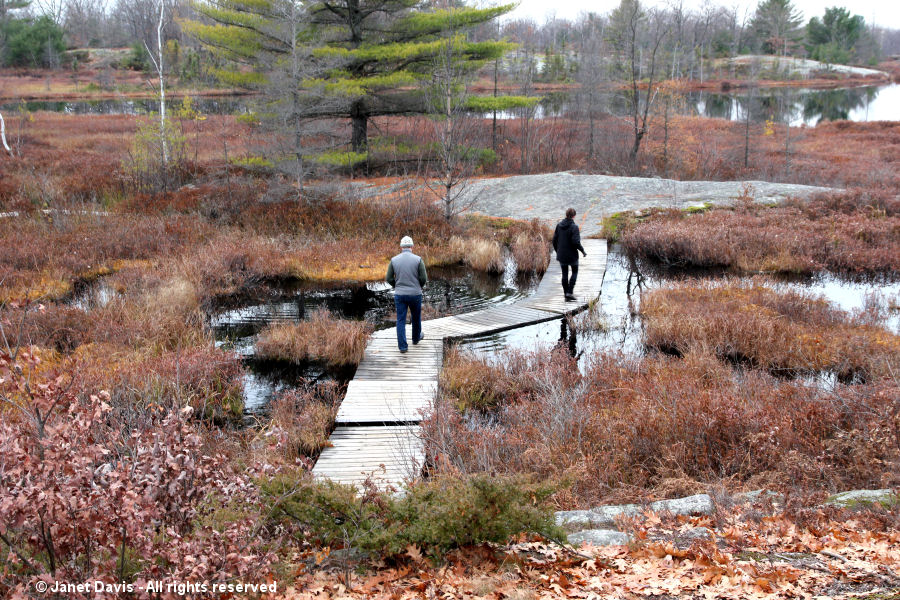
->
[278, 509, 900, 600]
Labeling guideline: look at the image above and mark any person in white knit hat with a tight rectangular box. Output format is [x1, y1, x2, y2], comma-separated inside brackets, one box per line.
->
[386, 236, 428, 353]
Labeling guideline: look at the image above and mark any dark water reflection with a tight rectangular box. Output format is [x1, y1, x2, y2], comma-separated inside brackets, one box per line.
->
[0, 95, 249, 115]
[686, 84, 898, 126]
[490, 83, 898, 126]
[210, 257, 538, 412]
[459, 246, 900, 378]
[10, 83, 896, 126]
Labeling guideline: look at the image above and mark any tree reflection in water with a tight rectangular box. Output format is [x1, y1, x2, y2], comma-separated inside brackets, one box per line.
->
[686, 84, 887, 126]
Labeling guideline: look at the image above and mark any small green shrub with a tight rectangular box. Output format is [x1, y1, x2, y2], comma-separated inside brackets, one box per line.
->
[313, 150, 368, 167]
[600, 211, 641, 242]
[230, 156, 274, 169]
[122, 43, 151, 71]
[260, 473, 564, 559]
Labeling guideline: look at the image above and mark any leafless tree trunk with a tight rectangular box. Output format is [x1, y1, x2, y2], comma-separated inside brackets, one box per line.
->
[609, 0, 669, 166]
[144, 0, 167, 165]
[0, 111, 11, 156]
[743, 85, 753, 168]
[575, 14, 607, 168]
[424, 7, 482, 221]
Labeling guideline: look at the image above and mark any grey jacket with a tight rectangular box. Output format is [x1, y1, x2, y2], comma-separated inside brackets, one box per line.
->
[386, 249, 427, 296]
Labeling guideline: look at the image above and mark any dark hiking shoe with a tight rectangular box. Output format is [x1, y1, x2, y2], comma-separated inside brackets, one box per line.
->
[413, 333, 425, 345]
[565, 294, 576, 301]
[399, 348, 408, 353]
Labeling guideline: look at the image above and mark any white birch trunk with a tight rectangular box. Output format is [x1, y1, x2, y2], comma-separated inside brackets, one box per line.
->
[0, 111, 11, 155]
[157, 0, 167, 165]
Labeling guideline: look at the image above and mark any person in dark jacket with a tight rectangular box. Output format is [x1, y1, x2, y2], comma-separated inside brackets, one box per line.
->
[552, 208, 587, 301]
[386, 235, 428, 353]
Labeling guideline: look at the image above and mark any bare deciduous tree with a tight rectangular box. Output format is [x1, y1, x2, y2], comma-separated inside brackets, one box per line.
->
[574, 12, 609, 165]
[423, 9, 484, 221]
[607, 0, 669, 164]
[0, 110, 12, 156]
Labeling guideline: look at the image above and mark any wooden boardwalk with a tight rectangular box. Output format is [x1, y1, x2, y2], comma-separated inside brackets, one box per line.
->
[312, 239, 608, 489]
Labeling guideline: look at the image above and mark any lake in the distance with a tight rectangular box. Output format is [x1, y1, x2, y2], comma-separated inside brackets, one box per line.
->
[686, 83, 900, 126]
[4, 83, 897, 126]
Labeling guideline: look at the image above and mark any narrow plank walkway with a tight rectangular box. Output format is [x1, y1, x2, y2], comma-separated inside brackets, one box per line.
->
[312, 239, 607, 489]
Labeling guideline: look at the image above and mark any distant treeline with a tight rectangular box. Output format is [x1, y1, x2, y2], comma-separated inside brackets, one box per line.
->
[0, 0, 898, 72]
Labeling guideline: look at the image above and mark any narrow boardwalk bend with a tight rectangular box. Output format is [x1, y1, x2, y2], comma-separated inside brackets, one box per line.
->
[311, 239, 608, 489]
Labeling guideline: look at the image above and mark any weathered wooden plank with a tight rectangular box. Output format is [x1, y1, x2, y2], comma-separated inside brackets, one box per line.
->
[313, 240, 606, 490]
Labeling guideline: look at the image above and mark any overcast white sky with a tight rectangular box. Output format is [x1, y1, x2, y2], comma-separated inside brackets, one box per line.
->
[506, 0, 900, 30]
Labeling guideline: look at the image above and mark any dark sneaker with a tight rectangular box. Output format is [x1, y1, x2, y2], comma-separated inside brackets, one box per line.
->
[565, 294, 576, 301]
[413, 333, 425, 345]
[399, 348, 408, 353]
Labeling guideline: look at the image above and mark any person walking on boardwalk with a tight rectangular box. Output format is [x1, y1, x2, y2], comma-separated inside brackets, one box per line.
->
[386, 236, 428, 353]
[552, 208, 587, 301]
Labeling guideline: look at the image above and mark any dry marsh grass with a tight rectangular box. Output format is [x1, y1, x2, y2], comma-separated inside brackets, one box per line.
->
[266, 384, 343, 460]
[641, 281, 900, 380]
[255, 308, 373, 367]
[449, 236, 504, 273]
[424, 348, 900, 506]
[511, 233, 550, 274]
[0, 213, 212, 303]
[620, 192, 900, 276]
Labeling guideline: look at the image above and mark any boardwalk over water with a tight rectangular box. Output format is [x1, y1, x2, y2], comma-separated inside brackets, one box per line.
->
[311, 239, 608, 489]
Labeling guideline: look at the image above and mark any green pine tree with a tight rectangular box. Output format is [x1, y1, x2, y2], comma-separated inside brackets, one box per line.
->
[806, 7, 866, 64]
[185, 0, 521, 153]
[750, 0, 803, 56]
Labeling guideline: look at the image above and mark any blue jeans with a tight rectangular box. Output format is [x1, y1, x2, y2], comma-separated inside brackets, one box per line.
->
[395, 294, 422, 351]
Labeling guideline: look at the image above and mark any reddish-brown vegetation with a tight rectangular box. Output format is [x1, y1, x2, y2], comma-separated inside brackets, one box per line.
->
[641, 281, 900, 379]
[255, 308, 373, 367]
[3, 68, 899, 596]
[0, 67, 240, 101]
[379, 111, 900, 188]
[0, 351, 270, 598]
[427, 347, 900, 506]
[0, 213, 212, 301]
[620, 191, 900, 276]
[265, 383, 344, 461]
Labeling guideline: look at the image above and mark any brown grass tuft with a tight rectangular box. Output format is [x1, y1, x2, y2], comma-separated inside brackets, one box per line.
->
[255, 308, 373, 367]
[641, 281, 900, 380]
[449, 237, 504, 273]
[620, 192, 900, 276]
[511, 233, 550, 274]
[266, 384, 342, 460]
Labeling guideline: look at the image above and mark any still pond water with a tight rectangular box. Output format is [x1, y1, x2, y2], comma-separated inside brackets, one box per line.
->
[459, 246, 900, 369]
[6, 84, 898, 126]
[209, 258, 539, 411]
[200, 246, 900, 413]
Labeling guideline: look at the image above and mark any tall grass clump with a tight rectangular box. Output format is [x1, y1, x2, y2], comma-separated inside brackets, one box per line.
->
[511, 232, 549, 274]
[449, 236, 504, 273]
[620, 192, 900, 276]
[265, 383, 342, 460]
[422, 349, 900, 506]
[641, 281, 900, 379]
[255, 308, 373, 367]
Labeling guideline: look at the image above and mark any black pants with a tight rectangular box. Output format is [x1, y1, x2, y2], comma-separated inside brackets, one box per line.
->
[561, 262, 578, 295]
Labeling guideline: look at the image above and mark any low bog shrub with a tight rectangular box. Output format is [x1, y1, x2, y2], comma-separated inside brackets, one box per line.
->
[620, 193, 900, 276]
[260, 472, 564, 560]
[641, 281, 900, 379]
[422, 349, 900, 505]
[0, 354, 270, 597]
